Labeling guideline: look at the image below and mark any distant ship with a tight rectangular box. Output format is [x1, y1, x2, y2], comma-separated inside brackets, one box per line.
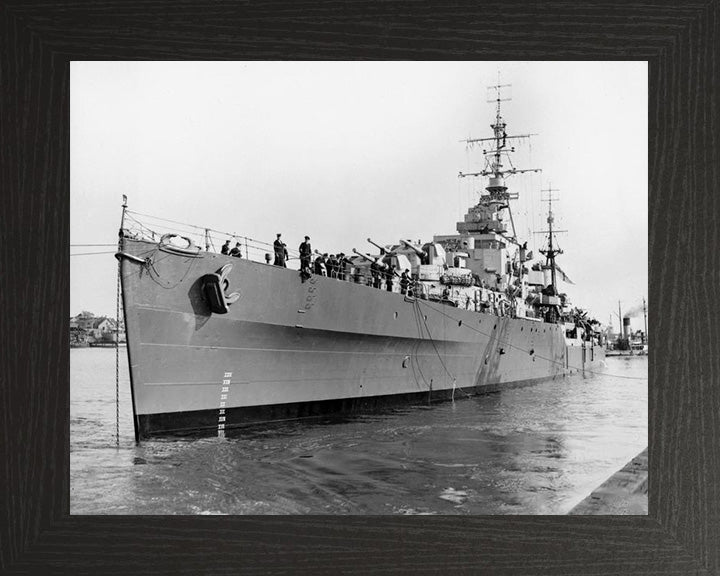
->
[607, 307, 648, 356]
[117, 84, 605, 441]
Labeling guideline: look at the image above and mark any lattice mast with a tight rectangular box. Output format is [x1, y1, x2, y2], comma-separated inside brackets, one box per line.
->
[458, 82, 540, 240]
[536, 186, 567, 293]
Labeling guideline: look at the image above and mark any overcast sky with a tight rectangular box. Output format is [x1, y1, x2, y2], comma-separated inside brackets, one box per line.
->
[71, 61, 647, 331]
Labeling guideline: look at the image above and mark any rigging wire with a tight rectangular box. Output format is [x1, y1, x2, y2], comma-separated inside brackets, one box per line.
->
[125, 209, 209, 233]
[415, 299, 472, 399]
[122, 211, 298, 258]
[409, 300, 431, 391]
[125, 209, 291, 255]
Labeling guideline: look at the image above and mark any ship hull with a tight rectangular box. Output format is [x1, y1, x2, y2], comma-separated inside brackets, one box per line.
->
[136, 375, 560, 438]
[119, 238, 605, 439]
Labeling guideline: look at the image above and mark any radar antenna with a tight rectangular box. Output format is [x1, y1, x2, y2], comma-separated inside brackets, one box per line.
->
[458, 81, 542, 240]
[459, 82, 541, 196]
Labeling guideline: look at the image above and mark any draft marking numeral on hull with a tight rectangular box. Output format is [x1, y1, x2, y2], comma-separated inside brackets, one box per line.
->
[218, 372, 232, 437]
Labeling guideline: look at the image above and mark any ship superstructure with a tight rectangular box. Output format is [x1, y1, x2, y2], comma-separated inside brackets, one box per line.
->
[117, 84, 605, 440]
[368, 86, 569, 326]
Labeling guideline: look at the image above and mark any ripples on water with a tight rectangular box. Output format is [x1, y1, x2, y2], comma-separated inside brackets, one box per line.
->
[70, 348, 647, 515]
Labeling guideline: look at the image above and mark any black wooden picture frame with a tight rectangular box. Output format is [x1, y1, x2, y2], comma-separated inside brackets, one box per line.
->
[1, 1, 717, 574]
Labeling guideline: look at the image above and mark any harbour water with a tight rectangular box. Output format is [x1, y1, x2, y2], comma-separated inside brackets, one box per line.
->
[70, 348, 647, 515]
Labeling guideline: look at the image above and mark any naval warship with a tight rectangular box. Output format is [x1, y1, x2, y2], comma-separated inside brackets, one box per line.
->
[116, 85, 605, 441]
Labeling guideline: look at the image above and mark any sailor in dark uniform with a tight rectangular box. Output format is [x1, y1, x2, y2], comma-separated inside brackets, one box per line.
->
[327, 254, 338, 278]
[409, 274, 419, 298]
[337, 253, 347, 281]
[299, 236, 312, 280]
[385, 264, 395, 291]
[370, 259, 380, 288]
[221, 240, 231, 255]
[273, 233, 288, 267]
[229, 242, 243, 258]
[400, 269, 410, 295]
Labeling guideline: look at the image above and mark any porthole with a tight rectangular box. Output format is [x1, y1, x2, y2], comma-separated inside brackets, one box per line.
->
[394, 312, 398, 319]
[424, 315, 428, 321]
[458, 320, 462, 327]
[493, 324, 497, 330]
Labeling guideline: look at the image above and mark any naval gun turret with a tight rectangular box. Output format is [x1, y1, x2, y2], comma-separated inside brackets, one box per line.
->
[395, 239, 425, 269]
[348, 249, 379, 285]
[399, 239, 424, 258]
[366, 238, 393, 256]
[366, 239, 414, 276]
[366, 238, 396, 266]
[352, 248, 380, 263]
[398, 239, 447, 267]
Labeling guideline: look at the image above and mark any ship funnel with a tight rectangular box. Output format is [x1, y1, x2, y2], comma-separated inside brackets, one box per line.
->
[623, 317, 631, 339]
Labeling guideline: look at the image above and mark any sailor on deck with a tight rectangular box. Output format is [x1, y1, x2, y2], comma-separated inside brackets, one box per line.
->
[400, 269, 410, 295]
[314, 253, 326, 276]
[327, 254, 338, 278]
[370, 259, 382, 289]
[385, 264, 395, 292]
[273, 234, 288, 267]
[229, 242, 243, 258]
[299, 236, 312, 280]
[337, 253, 347, 281]
[221, 240, 231, 255]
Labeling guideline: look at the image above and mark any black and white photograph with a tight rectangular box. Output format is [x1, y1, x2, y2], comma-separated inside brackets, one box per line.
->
[70, 61, 648, 515]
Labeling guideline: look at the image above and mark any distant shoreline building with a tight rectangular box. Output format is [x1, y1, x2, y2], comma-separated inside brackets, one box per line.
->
[70, 311, 125, 346]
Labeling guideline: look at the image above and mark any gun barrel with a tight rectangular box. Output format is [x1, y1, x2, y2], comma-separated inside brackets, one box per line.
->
[351, 248, 375, 262]
[366, 238, 382, 250]
[400, 239, 424, 256]
[367, 237, 394, 254]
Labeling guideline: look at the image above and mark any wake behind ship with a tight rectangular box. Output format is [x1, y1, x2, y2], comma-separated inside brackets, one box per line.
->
[117, 85, 605, 441]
